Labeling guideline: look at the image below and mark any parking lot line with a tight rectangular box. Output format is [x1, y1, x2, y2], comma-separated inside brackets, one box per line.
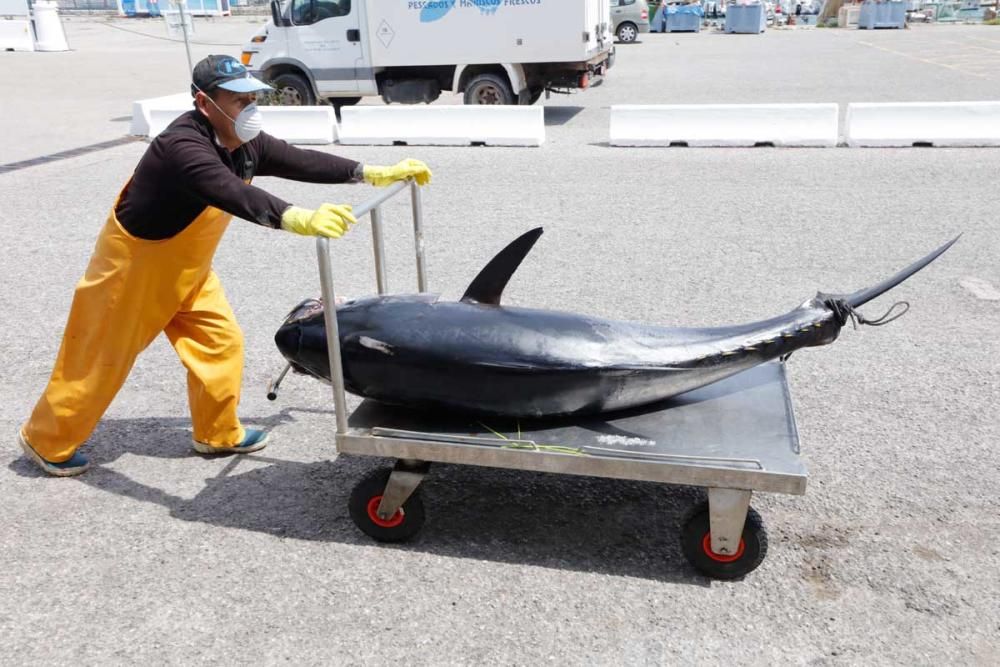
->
[851, 38, 994, 80]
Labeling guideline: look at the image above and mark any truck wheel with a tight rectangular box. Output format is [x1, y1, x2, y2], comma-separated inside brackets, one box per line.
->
[617, 22, 639, 43]
[464, 73, 514, 105]
[526, 87, 544, 105]
[270, 72, 316, 106]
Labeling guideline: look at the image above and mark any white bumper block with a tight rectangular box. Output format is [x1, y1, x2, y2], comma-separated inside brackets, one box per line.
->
[134, 96, 338, 144]
[259, 106, 338, 144]
[338, 105, 545, 146]
[130, 93, 192, 137]
[610, 104, 839, 147]
[0, 19, 35, 51]
[845, 102, 1000, 147]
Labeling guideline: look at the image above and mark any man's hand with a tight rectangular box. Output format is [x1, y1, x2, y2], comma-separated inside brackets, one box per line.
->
[363, 159, 432, 187]
[280, 204, 357, 238]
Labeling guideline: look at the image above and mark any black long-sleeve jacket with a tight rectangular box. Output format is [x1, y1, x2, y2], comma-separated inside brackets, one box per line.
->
[115, 110, 360, 240]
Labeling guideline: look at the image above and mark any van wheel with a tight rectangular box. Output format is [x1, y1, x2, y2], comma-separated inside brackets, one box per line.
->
[464, 73, 514, 105]
[617, 22, 639, 43]
[270, 72, 315, 106]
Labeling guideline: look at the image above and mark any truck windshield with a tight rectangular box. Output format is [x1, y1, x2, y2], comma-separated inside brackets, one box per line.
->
[290, 0, 351, 25]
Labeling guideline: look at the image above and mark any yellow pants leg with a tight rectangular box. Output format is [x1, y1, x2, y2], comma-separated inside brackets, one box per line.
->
[21, 232, 166, 462]
[21, 289, 159, 462]
[164, 270, 246, 447]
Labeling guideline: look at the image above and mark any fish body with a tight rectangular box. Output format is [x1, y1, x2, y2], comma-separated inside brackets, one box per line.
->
[275, 229, 957, 417]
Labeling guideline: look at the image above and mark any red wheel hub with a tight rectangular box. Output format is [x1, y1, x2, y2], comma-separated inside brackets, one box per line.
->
[702, 532, 746, 563]
[367, 495, 404, 528]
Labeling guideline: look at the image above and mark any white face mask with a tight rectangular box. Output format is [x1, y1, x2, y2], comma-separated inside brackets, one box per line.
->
[199, 88, 263, 143]
[231, 103, 263, 143]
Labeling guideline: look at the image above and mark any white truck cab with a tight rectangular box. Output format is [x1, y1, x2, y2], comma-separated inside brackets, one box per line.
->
[241, 0, 614, 106]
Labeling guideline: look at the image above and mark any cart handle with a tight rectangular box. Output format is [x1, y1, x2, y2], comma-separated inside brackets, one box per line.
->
[316, 178, 427, 436]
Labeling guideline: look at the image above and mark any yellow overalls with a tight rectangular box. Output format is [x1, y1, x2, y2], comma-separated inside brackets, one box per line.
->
[21, 184, 246, 462]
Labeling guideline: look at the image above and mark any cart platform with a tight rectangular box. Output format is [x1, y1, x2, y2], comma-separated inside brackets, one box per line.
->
[340, 361, 806, 496]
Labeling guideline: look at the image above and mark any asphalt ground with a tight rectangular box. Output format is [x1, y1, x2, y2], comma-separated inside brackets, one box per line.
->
[1, 17, 998, 665]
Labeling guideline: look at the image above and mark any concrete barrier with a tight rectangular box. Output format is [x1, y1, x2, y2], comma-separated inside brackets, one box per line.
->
[136, 95, 338, 144]
[0, 0, 33, 51]
[146, 108, 191, 138]
[338, 106, 545, 146]
[259, 106, 338, 144]
[0, 19, 34, 51]
[845, 102, 1000, 147]
[130, 93, 192, 137]
[610, 104, 839, 147]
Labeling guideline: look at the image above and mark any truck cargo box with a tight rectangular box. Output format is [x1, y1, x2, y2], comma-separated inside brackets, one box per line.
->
[367, 0, 612, 67]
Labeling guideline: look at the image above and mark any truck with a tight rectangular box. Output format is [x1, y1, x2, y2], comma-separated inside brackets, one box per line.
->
[240, 0, 615, 107]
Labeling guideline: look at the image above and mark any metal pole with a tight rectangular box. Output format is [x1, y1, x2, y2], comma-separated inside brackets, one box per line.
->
[316, 237, 349, 435]
[177, 0, 193, 74]
[410, 180, 428, 292]
[351, 179, 409, 218]
[310, 180, 417, 438]
[370, 206, 388, 295]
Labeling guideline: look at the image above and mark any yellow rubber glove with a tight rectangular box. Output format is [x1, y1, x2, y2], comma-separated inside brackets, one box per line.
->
[363, 159, 433, 187]
[280, 204, 357, 238]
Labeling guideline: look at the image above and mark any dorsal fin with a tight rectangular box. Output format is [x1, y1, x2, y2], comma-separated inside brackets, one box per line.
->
[461, 228, 543, 305]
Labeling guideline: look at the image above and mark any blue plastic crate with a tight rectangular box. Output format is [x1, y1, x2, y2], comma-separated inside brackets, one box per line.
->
[858, 0, 906, 28]
[667, 6, 703, 31]
[725, 3, 767, 33]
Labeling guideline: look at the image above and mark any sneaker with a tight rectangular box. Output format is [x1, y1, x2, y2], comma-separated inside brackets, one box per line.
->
[192, 428, 269, 455]
[18, 430, 90, 477]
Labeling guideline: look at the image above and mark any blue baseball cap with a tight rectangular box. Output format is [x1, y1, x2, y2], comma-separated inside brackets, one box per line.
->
[191, 54, 272, 95]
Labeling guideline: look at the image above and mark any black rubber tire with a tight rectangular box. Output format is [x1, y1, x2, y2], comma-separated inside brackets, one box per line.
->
[617, 22, 639, 43]
[464, 73, 515, 105]
[680, 502, 768, 580]
[269, 72, 316, 106]
[348, 468, 426, 543]
[526, 87, 544, 105]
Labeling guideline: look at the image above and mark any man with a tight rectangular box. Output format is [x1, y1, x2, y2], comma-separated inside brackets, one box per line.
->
[18, 54, 432, 477]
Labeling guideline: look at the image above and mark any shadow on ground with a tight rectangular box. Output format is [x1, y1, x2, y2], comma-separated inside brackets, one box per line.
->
[544, 106, 585, 126]
[9, 410, 710, 586]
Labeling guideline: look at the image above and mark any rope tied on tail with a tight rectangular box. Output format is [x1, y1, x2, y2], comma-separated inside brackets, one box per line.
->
[824, 298, 910, 329]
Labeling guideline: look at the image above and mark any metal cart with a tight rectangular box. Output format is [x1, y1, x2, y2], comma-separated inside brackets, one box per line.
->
[270, 180, 808, 580]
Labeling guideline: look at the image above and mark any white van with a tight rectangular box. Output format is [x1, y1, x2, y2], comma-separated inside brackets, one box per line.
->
[241, 0, 615, 106]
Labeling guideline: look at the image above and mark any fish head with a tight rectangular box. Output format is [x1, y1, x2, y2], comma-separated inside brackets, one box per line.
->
[275, 294, 443, 371]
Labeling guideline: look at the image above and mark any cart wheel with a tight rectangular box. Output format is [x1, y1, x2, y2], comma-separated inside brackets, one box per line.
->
[348, 468, 426, 543]
[680, 502, 768, 580]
